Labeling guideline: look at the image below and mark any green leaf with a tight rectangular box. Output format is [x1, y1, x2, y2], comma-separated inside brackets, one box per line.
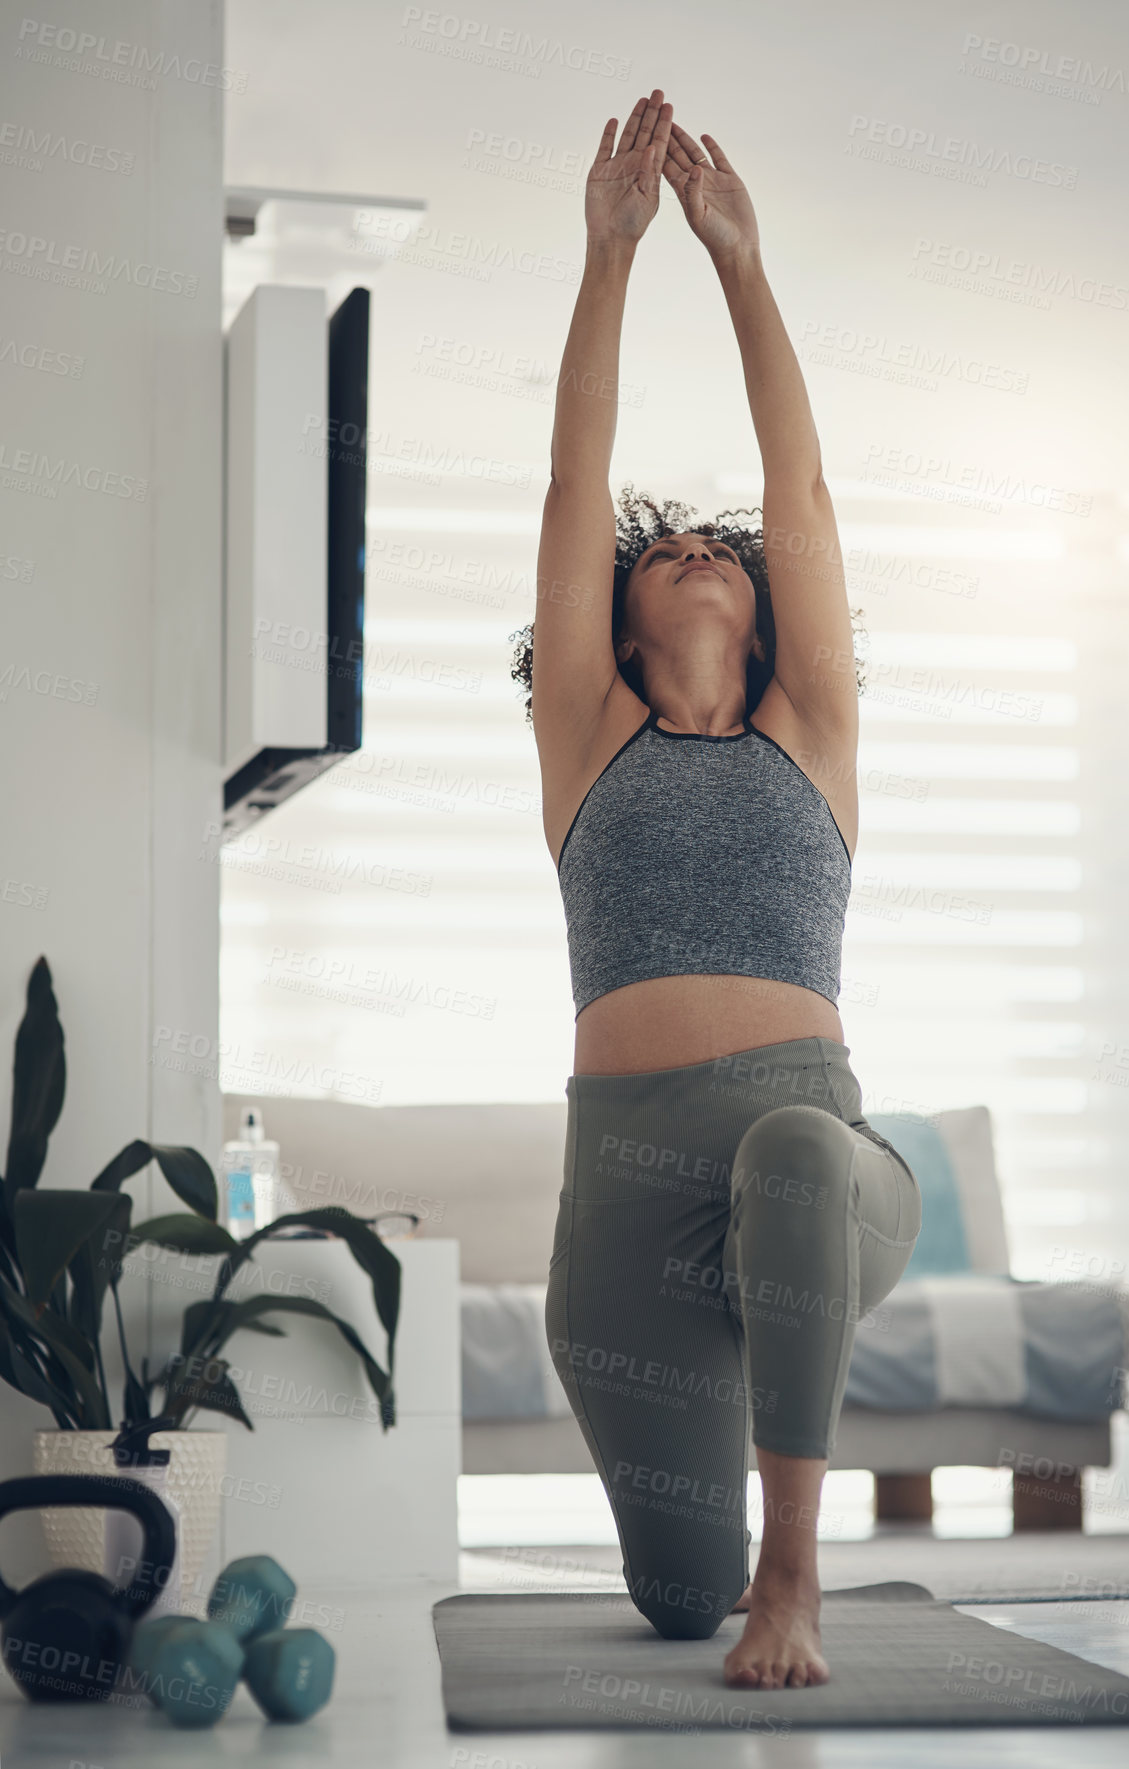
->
[109, 1276, 150, 1428]
[310, 1206, 402, 1358]
[3, 1280, 94, 1372]
[1, 1279, 79, 1407]
[0, 1294, 80, 1427]
[2, 957, 66, 1221]
[121, 1362, 151, 1426]
[215, 1206, 402, 1383]
[150, 1146, 219, 1221]
[89, 1139, 153, 1193]
[13, 1189, 127, 1308]
[181, 1292, 394, 1427]
[129, 1214, 241, 1257]
[67, 1190, 132, 1361]
[91, 1141, 219, 1222]
[162, 1355, 253, 1430]
[0, 1238, 22, 1292]
[178, 1298, 287, 1357]
[2, 1285, 109, 1428]
[0, 1307, 30, 1393]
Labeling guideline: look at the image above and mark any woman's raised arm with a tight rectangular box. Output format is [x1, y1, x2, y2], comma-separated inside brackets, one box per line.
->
[532, 92, 672, 743]
[663, 119, 857, 739]
[546, 90, 672, 487]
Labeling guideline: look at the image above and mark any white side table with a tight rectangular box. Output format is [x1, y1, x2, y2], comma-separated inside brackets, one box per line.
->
[215, 1235, 460, 1585]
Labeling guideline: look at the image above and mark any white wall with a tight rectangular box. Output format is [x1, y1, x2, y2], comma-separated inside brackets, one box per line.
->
[0, 0, 225, 1569]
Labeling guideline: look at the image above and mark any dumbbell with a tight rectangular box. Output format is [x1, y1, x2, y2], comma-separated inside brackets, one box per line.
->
[130, 1612, 243, 1727]
[129, 1553, 295, 1716]
[207, 1552, 298, 1639]
[129, 1554, 335, 1727]
[208, 1553, 334, 1722]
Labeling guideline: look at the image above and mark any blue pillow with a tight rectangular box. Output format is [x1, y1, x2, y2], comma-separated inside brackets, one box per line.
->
[868, 1112, 970, 1278]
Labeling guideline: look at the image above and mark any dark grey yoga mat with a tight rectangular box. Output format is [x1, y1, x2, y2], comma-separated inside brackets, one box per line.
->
[433, 1582, 1129, 1730]
[464, 1531, 1129, 1605]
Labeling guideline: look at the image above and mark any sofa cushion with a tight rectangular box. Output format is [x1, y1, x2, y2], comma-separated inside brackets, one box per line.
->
[870, 1112, 968, 1277]
[868, 1105, 1010, 1279]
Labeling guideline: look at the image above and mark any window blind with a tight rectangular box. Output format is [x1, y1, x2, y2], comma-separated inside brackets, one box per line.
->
[218, 489, 1129, 1282]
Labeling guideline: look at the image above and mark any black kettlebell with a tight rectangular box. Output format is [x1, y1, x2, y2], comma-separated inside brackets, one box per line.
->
[0, 1472, 177, 1703]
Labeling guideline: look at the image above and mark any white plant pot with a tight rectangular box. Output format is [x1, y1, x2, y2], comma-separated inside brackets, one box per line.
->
[32, 1429, 226, 1610]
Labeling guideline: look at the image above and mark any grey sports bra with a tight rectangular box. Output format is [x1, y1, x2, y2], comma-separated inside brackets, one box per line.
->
[556, 704, 852, 1019]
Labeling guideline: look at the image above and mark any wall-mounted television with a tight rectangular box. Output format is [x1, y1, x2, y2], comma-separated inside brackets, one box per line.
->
[222, 284, 369, 840]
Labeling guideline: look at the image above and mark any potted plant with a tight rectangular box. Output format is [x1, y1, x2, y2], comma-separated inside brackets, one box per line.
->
[1, 956, 403, 1590]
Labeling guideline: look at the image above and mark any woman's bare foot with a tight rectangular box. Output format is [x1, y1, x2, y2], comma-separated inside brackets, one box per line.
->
[723, 1563, 830, 1689]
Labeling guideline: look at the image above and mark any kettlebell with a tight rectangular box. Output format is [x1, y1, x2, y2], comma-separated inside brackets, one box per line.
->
[0, 1472, 177, 1703]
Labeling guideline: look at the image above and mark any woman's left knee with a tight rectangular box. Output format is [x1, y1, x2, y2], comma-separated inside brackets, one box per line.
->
[629, 1572, 736, 1641]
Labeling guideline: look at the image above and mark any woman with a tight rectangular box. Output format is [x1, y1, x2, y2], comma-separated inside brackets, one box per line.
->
[511, 88, 922, 1691]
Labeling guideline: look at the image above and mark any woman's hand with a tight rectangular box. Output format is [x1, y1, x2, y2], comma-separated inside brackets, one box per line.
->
[585, 89, 673, 245]
[662, 120, 760, 260]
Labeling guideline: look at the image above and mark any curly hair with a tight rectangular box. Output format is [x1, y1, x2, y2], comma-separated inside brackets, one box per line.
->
[509, 481, 868, 725]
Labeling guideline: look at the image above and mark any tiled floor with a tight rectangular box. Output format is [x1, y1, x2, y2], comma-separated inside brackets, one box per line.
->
[2, 1557, 1129, 1767]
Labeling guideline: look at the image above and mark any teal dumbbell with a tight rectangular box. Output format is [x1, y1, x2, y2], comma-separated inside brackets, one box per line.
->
[132, 1615, 244, 1728]
[130, 1556, 334, 1726]
[207, 1552, 336, 1719]
[129, 1553, 290, 1717]
[242, 1626, 336, 1721]
[128, 1614, 196, 1707]
[207, 1554, 297, 1641]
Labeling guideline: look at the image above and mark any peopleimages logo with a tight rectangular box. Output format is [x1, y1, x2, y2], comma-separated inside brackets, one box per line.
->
[0, 120, 135, 173]
[15, 19, 249, 92]
[0, 443, 146, 499]
[909, 236, 1129, 311]
[846, 114, 1078, 188]
[0, 336, 84, 375]
[396, 7, 631, 81]
[959, 32, 1126, 99]
[0, 228, 197, 296]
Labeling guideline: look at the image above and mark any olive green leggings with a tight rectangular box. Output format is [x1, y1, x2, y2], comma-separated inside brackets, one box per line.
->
[544, 1035, 922, 1640]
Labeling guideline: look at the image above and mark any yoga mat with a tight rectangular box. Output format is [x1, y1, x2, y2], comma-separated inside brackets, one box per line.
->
[433, 1582, 1129, 1730]
[463, 1532, 1129, 1604]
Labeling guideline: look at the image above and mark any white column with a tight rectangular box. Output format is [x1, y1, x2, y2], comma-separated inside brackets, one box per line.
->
[0, 0, 226, 1575]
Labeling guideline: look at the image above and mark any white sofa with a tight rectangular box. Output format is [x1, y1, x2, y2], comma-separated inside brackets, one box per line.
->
[223, 1093, 1120, 1529]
